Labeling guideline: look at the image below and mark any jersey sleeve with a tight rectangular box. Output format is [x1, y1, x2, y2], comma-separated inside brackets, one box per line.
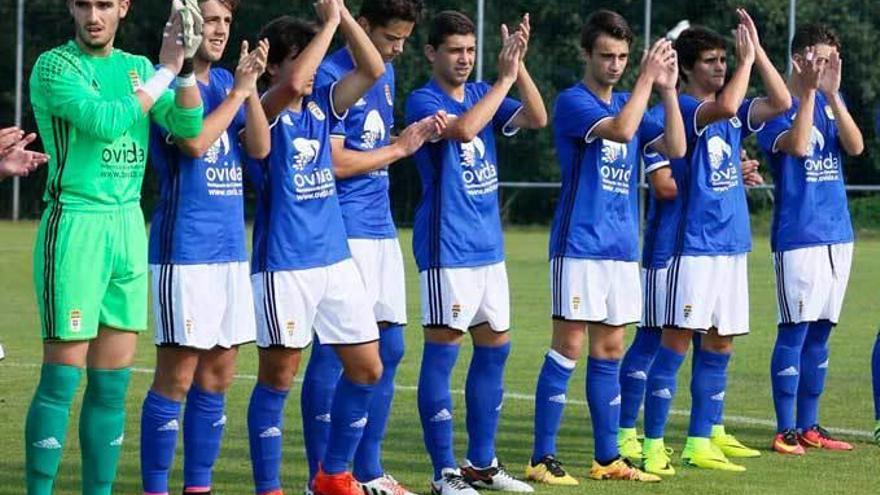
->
[494, 95, 524, 137]
[756, 111, 792, 155]
[316, 66, 346, 137]
[147, 61, 204, 140]
[405, 88, 443, 125]
[679, 94, 705, 143]
[31, 49, 144, 143]
[314, 82, 348, 130]
[739, 97, 766, 137]
[638, 110, 665, 155]
[643, 149, 671, 174]
[553, 89, 613, 144]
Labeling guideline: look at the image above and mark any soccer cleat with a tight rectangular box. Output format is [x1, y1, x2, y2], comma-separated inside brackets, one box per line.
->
[588, 457, 661, 482]
[682, 437, 746, 472]
[710, 425, 761, 458]
[0, 343, 5, 361]
[617, 427, 643, 463]
[772, 429, 805, 455]
[524, 455, 578, 486]
[431, 468, 480, 495]
[461, 459, 534, 492]
[798, 425, 854, 451]
[314, 468, 361, 495]
[359, 474, 417, 495]
[642, 438, 676, 476]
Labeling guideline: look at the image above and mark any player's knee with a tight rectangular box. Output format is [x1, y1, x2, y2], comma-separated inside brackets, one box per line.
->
[346, 360, 384, 385]
[153, 370, 195, 401]
[703, 338, 734, 354]
[379, 334, 405, 368]
[551, 340, 583, 361]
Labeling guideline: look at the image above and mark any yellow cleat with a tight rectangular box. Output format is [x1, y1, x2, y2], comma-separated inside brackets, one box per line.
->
[525, 455, 579, 486]
[642, 438, 676, 476]
[617, 428, 643, 463]
[711, 425, 761, 458]
[588, 458, 661, 482]
[683, 437, 746, 472]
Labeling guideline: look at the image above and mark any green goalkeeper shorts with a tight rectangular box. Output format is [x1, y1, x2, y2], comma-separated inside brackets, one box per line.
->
[33, 203, 148, 341]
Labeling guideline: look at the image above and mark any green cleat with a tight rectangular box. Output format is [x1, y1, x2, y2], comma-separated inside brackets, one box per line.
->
[617, 427, 643, 463]
[683, 437, 746, 472]
[711, 425, 761, 458]
[642, 438, 675, 476]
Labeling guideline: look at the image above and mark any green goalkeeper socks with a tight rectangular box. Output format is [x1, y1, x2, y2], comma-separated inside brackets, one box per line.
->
[25, 363, 83, 495]
[79, 367, 131, 495]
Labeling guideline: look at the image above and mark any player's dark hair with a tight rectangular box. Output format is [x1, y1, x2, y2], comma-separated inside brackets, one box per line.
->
[428, 11, 475, 48]
[258, 16, 319, 85]
[359, 0, 424, 27]
[674, 26, 726, 82]
[199, 0, 240, 12]
[580, 9, 634, 53]
[791, 23, 841, 55]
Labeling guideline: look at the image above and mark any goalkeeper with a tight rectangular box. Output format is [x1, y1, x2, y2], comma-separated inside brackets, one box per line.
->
[24, 1, 203, 494]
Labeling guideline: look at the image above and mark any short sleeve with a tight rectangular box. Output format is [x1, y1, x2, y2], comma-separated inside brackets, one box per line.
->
[405, 88, 444, 125]
[313, 82, 348, 129]
[638, 111, 665, 155]
[739, 97, 766, 137]
[644, 149, 670, 174]
[494, 96, 524, 137]
[553, 89, 613, 143]
[756, 112, 792, 155]
[679, 95, 704, 142]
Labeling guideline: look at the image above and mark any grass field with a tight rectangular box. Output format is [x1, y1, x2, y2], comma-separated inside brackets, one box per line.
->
[1, 221, 879, 495]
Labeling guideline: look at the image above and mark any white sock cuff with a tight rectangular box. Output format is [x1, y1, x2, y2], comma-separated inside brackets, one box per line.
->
[547, 349, 577, 370]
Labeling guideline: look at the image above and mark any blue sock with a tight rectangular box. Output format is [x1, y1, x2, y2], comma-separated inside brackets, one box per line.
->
[183, 385, 226, 490]
[247, 383, 289, 494]
[353, 325, 405, 482]
[531, 350, 576, 462]
[140, 390, 181, 494]
[465, 341, 511, 467]
[301, 338, 344, 481]
[771, 323, 808, 432]
[417, 342, 460, 480]
[797, 320, 832, 430]
[873, 331, 880, 420]
[688, 349, 730, 438]
[587, 357, 621, 464]
[323, 376, 375, 475]
[643, 346, 685, 439]
[620, 327, 661, 429]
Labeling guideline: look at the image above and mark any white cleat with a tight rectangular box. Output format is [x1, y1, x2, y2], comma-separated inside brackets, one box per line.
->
[431, 468, 480, 495]
[0, 344, 5, 361]
[461, 459, 534, 493]
[360, 474, 417, 495]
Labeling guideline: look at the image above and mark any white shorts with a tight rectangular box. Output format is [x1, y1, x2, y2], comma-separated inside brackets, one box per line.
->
[664, 254, 749, 336]
[420, 262, 510, 332]
[348, 238, 407, 325]
[773, 243, 853, 325]
[550, 257, 642, 326]
[150, 262, 256, 349]
[252, 258, 379, 349]
[640, 266, 669, 328]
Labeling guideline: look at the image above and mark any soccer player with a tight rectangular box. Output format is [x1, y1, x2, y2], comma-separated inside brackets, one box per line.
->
[0, 127, 49, 180]
[244, 1, 389, 495]
[405, 11, 547, 495]
[139, 1, 271, 494]
[757, 24, 863, 455]
[528, 9, 685, 484]
[24, 0, 204, 493]
[300, 2, 445, 495]
[640, 8, 790, 473]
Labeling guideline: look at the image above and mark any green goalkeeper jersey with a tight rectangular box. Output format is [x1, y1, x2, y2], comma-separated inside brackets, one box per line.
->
[30, 41, 203, 209]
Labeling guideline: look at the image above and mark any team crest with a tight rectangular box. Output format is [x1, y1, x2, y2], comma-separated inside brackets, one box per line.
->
[451, 304, 462, 319]
[128, 70, 142, 91]
[185, 319, 194, 335]
[683, 304, 693, 319]
[824, 105, 836, 120]
[307, 101, 326, 121]
[69, 309, 82, 333]
[729, 116, 742, 128]
[571, 296, 582, 311]
[798, 299, 805, 317]
[286, 320, 296, 336]
[384, 84, 394, 106]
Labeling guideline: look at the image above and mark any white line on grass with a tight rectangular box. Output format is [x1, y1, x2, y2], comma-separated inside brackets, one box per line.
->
[3, 361, 875, 439]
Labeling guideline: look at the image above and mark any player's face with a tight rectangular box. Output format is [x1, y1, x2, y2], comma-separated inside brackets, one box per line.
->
[197, 0, 233, 63]
[363, 18, 415, 63]
[585, 34, 630, 87]
[688, 48, 727, 93]
[69, 0, 129, 52]
[426, 34, 477, 87]
[268, 47, 315, 96]
[793, 43, 838, 72]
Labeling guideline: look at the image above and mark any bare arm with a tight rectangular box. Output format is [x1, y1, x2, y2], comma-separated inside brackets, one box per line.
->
[821, 51, 864, 156]
[331, 1, 386, 114]
[738, 9, 791, 125]
[696, 24, 754, 128]
[649, 167, 677, 200]
[776, 51, 821, 158]
[506, 15, 547, 129]
[649, 53, 686, 159]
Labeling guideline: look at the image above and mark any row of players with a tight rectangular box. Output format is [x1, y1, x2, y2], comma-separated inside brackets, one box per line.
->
[14, 0, 877, 494]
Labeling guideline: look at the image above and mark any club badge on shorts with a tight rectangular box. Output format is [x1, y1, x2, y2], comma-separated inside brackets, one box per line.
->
[69, 309, 83, 333]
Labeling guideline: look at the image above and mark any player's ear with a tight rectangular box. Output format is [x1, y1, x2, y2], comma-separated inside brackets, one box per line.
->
[357, 16, 371, 33]
[424, 44, 436, 63]
[119, 0, 130, 19]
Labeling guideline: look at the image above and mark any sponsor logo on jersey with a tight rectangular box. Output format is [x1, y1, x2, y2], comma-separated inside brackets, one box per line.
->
[803, 126, 840, 183]
[102, 139, 147, 167]
[69, 309, 82, 333]
[361, 110, 386, 150]
[459, 136, 498, 196]
[706, 135, 738, 192]
[599, 140, 632, 194]
[308, 101, 326, 121]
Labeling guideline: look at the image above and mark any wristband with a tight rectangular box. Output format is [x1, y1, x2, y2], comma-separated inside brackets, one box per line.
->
[176, 74, 197, 88]
[140, 67, 175, 103]
[179, 58, 194, 77]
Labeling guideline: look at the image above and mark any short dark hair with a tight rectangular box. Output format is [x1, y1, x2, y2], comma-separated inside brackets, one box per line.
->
[674, 26, 726, 82]
[199, 0, 239, 12]
[791, 23, 841, 55]
[428, 10, 475, 48]
[258, 16, 319, 84]
[580, 10, 634, 52]
[359, 0, 423, 27]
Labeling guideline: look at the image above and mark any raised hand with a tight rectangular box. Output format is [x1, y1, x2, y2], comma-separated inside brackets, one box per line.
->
[178, 0, 204, 59]
[736, 9, 763, 51]
[512, 13, 531, 61]
[734, 23, 756, 66]
[314, 0, 342, 27]
[792, 46, 824, 92]
[0, 127, 24, 155]
[233, 39, 269, 95]
[497, 26, 524, 82]
[641, 38, 674, 82]
[819, 49, 842, 97]
[396, 113, 449, 156]
[654, 47, 679, 91]
[159, 8, 185, 74]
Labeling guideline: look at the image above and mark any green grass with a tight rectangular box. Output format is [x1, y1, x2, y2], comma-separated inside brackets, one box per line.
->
[1, 221, 879, 494]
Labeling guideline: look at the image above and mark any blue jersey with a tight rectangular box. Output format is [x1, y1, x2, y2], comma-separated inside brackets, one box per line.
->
[149, 68, 247, 265]
[549, 84, 664, 262]
[757, 92, 853, 252]
[318, 48, 397, 239]
[405, 80, 522, 271]
[248, 84, 351, 272]
[655, 95, 760, 259]
[641, 147, 673, 268]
